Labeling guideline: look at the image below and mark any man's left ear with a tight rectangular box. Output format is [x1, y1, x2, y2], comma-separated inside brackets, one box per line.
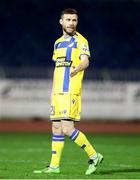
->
[59, 19, 62, 25]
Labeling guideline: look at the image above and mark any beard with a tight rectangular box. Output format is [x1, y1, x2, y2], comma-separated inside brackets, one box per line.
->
[63, 27, 76, 36]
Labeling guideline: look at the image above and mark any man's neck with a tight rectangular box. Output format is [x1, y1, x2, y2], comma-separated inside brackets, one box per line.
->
[63, 31, 76, 39]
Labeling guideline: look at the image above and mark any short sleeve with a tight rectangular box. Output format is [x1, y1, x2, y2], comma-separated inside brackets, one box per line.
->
[79, 40, 90, 59]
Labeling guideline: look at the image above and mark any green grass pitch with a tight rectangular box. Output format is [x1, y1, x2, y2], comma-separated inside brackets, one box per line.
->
[0, 132, 140, 179]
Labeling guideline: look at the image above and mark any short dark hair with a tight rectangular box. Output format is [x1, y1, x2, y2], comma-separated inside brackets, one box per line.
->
[61, 8, 78, 18]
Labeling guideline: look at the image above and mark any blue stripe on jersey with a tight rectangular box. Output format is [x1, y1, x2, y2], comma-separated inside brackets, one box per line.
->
[63, 37, 75, 92]
[55, 41, 77, 49]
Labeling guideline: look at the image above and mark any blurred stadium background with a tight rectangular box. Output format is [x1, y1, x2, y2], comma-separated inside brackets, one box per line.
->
[0, 0, 140, 133]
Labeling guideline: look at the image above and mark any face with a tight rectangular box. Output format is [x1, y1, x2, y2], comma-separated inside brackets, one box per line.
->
[60, 14, 78, 36]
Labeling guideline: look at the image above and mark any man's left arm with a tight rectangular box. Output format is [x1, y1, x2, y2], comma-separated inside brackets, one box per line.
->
[70, 54, 89, 77]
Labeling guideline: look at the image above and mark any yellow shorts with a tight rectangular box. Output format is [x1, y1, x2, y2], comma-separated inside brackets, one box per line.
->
[50, 93, 81, 121]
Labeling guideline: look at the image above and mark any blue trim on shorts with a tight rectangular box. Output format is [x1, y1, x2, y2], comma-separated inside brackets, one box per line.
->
[50, 117, 80, 122]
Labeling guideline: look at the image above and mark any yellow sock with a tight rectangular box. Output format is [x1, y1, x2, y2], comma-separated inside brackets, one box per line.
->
[70, 129, 97, 158]
[50, 135, 65, 168]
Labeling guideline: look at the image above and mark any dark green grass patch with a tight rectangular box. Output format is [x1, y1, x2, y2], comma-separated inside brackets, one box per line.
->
[0, 133, 140, 179]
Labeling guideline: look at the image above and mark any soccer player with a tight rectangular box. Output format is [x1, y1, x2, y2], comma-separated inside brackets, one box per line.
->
[34, 8, 103, 175]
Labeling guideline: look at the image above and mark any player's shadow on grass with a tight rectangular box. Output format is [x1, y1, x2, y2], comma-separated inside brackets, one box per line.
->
[97, 168, 140, 175]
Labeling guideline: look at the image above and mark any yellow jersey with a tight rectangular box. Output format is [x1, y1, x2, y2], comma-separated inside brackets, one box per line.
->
[52, 31, 90, 94]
